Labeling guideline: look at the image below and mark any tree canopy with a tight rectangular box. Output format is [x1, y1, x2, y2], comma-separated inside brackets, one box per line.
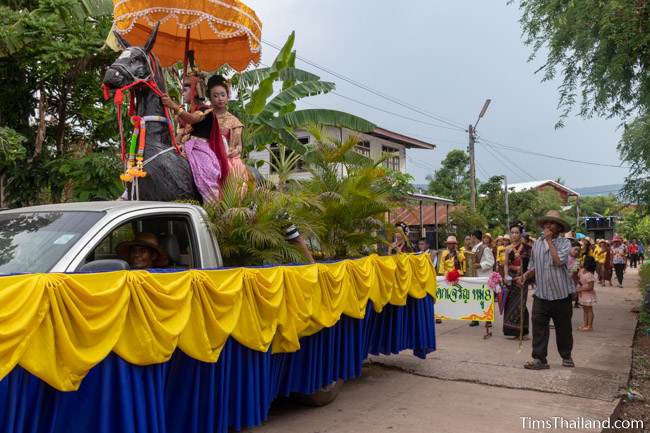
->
[0, 0, 121, 206]
[426, 149, 470, 203]
[516, 0, 650, 124]
[515, 0, 650, 211]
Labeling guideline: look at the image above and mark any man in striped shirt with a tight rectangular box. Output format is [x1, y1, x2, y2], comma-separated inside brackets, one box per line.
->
[516, 210, 576, 370]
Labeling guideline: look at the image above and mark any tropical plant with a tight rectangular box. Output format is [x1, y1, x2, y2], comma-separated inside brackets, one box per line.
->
[266, 144, 303, 191]
[203, 176, 313, 266]
[229, 32, 376, 156]
[295, 126, 397, 259]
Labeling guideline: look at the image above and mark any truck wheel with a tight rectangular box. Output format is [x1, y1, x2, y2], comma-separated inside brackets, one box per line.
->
[291, 379, 344, 407]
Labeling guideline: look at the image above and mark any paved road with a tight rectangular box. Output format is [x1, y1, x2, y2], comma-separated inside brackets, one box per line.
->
[245, 269, 642, 433]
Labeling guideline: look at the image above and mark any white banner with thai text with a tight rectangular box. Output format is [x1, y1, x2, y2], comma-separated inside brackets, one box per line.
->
[435, 277, 495, 322]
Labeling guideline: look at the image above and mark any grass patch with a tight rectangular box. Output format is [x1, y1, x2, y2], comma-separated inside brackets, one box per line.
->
[639, 263, 650, 334]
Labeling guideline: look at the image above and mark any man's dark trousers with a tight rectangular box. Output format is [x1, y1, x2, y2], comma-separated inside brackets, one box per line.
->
[531, 295, 573, 363]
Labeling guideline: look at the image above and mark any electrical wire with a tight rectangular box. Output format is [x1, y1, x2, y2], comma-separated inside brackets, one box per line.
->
[480, 136, 630, 169]
[482, 141, 537, 181]
[262, 39, 468, 132]
[480, 142, 533, 183]
[329, 91, 467, 132]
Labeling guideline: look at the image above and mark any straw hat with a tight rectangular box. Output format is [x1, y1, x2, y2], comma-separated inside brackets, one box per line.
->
[537, 210, 570, 233]
[116, 232, 169, 267]
[446, 235, 458, 244]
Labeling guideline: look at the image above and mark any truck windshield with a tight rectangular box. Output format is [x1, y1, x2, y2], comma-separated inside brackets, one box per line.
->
[0, 211, 104, 274]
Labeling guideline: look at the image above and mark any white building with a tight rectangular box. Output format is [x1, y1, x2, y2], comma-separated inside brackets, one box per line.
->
[248, 126, 436, 180]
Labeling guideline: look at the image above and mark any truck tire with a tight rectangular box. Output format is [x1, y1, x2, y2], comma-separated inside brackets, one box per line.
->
[291, 380, 344, 407]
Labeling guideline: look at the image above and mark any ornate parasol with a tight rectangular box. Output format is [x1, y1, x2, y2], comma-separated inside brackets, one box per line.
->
[111, 0, 262, 72]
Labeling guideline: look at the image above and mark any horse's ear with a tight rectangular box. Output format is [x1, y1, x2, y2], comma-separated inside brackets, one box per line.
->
[144, 22, 160, 53]
[113, 31, 131, 49]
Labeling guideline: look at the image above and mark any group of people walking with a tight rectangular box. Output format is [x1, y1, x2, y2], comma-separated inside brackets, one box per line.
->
[396, 210, 644, 370]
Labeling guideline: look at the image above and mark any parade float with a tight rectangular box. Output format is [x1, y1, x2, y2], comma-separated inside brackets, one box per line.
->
[0, 2, 438, 433]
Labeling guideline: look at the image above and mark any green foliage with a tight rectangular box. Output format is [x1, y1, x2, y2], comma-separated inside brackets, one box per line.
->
[266, 144, 302, 191]
[426, 149, 469, 202]
[295, 127, 396, 259]
[230, 32, 376, 156]
[516, 0, 650, 123]
[203, 177, 307, 267]
[618, 113, 650, 210]
[578, 194, 625, 217]
[203, 127, 406, 264]
[509, 188, 566, 233]
[618, 213, 650, 244]
[48, 151, 122, 201]
[379, 169, 416, 198]
[477, 175, 506, 234]
[0, 0, 120, 207]
[444, 207, 488, 242]
[0, 127, 27, 171]
[638, 262, 650, 333]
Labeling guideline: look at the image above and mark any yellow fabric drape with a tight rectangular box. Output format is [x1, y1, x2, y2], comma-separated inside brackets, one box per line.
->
[0, 254, 435, 392]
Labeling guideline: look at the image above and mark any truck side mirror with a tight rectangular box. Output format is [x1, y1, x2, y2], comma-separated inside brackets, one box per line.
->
[78, 259, 130, 273]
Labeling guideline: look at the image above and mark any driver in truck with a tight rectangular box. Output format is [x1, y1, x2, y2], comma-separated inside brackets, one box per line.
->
[116, 232, 169, 270]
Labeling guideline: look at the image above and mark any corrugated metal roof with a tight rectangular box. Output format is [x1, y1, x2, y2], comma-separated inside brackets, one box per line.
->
[508, 180, 580, 196]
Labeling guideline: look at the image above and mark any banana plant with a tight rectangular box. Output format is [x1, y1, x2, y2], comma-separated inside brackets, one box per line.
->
[230, 32, 376, 155]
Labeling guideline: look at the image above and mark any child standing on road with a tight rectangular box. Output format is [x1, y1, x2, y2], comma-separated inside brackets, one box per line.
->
[577, 256, 598, 332]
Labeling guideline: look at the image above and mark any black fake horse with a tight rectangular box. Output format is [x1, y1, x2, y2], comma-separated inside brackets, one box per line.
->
[103, 25, 199, 202]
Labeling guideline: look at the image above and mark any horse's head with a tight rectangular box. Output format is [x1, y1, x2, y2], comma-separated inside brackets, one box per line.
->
[103, 23, 160, 89]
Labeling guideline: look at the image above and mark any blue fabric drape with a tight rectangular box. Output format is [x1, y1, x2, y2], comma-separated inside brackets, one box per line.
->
[1, 296, 435, 433]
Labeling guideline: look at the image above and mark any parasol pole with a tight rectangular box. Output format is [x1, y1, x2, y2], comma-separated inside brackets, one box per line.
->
[182, 28, 191, 77]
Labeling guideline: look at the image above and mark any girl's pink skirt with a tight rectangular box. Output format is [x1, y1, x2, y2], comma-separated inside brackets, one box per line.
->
[185, 137, 222, 202]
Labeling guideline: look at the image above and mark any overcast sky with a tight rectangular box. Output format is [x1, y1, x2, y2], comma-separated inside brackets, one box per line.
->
[246, 0, 627, 189]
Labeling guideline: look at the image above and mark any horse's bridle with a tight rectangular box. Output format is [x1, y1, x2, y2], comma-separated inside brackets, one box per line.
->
[110, 47, 155, 84]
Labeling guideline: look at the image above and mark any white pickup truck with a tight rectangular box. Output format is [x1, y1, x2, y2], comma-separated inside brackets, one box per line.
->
[0, 201, 222, 274]
[0, 200, 348, 406]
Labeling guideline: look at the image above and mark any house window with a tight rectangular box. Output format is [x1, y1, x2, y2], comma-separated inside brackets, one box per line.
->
[355, 141, 371, 158]
[382, 146, 400, 171]
[269, 137, 309, 174]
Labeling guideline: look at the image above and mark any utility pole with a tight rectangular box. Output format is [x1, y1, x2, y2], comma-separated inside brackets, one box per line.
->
[468, 99, 491, 211]
[504, 175, 510, 230]
[468, 124, 477, 210]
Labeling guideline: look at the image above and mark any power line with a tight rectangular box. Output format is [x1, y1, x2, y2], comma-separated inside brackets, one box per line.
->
[262, 39, 468, 132]
[480, 137, 630, 169]
[330, 92, 467, 132]
[481, 142, 534, 183]
[483, 141, 537, 181]
[476, 163, 489, 180]
[261, 49, 632, 172]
